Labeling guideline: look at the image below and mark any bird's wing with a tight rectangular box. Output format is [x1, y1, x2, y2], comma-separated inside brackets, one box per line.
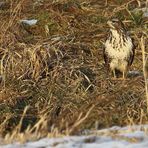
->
[103, 47, 110, 71]
[129, 38, 135, 66]
[103, 47, 107, 64]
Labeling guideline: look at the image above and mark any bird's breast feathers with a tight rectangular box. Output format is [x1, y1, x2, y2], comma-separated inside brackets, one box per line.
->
[105, 34, 133, 60]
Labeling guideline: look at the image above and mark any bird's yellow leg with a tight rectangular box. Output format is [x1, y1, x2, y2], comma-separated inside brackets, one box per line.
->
[112, 70, 117, 80]
[117, 71, 128, 80]
[113, 70, 116, 78]
[123, 71, 125, 80]
[122, 71, 129, 80]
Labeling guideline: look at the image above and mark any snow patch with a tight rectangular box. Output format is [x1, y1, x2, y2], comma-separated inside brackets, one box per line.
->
[20, 19, 38, 26]
[1, 125, 148, 148]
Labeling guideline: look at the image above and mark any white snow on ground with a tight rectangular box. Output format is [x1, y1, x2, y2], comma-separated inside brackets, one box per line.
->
[20, 19, 38, 26]
[1, 125, 148, 148]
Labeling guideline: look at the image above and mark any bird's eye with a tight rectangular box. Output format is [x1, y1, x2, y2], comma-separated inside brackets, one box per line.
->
[112, 19, 118, 24]
[112, 20, 117, 23]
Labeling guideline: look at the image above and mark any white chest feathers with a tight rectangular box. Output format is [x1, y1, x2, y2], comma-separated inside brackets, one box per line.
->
[105, 29, 133, 60]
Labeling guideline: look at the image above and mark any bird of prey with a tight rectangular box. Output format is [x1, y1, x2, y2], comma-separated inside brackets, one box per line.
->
[104, 19, 135, 79]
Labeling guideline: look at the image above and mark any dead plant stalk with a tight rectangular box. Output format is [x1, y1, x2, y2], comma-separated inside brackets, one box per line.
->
[140, 36, 148, 112]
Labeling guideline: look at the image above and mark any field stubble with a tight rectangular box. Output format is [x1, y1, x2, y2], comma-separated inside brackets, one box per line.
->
[0, 0, 147, 142]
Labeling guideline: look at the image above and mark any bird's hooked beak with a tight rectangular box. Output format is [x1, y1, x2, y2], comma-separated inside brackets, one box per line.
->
[107, 20, 115, 29]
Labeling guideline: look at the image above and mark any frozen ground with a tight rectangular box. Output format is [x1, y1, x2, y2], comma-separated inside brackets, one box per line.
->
[1, 125, 148, 148]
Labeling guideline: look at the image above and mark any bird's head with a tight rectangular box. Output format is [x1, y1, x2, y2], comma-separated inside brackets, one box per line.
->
[107, 19, 126, 31]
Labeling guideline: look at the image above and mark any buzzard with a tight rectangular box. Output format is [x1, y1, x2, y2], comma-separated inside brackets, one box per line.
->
[104, 19, 135, 79]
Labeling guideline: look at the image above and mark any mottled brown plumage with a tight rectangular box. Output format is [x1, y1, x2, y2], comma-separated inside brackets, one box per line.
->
[104, 19, 135, 79]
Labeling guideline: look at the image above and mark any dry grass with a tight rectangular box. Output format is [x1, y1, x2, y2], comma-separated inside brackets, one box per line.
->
[0, 0, 148, 143]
